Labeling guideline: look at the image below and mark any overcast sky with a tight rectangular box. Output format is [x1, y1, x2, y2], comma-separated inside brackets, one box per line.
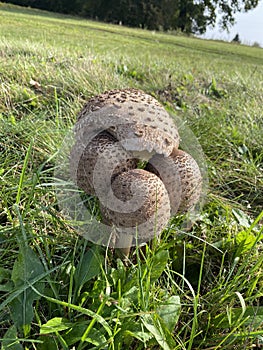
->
[202, 1, 263, 46]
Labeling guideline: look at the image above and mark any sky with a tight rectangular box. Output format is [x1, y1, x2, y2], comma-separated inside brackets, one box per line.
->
[201, 0, 263, 46]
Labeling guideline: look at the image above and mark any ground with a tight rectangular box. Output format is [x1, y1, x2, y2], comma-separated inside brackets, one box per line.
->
[0, 3, 262, 349]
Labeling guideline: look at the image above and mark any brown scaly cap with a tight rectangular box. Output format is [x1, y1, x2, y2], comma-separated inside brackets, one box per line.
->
[146, 149, 202, 214]
[76, 88, 180, 158]
[101, 168, 171, 244]
[70, 131, 138, 195]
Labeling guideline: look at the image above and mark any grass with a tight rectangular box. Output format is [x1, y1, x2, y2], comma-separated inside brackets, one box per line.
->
[0, 2, 262, 349]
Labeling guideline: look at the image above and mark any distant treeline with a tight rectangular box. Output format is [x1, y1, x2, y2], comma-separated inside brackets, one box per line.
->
[1, 0, 259, 34]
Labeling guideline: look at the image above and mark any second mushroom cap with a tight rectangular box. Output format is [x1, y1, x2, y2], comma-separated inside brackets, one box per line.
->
[101, 168, 171, 244]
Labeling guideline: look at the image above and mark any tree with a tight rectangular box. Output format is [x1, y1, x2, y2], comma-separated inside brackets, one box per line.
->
[81, 0, 259, 34]
[213, 0, 259, 30]
[158, 0, 259, 34]
[1, 0, 260, 34]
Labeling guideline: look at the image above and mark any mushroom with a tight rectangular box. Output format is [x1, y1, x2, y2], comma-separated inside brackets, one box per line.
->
[70, 131, 138, 195]
[68, 88, 203, 257]
[100, 168, 171, 255]
[77, 88, 180, 160]
[146, 149, 202, 214]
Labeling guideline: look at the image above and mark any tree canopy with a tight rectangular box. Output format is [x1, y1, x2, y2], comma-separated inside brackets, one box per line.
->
[2, 0, 259, 34]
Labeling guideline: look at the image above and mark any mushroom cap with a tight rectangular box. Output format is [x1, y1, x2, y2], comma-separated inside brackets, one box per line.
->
[101, 168, 171, 244]
[76, 89, 179, 158]
[70, 131, 138, 195]
[146, 149, 202, 214]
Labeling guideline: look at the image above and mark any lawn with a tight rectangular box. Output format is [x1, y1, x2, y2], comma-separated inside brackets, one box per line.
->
[0, 2, 262, 349]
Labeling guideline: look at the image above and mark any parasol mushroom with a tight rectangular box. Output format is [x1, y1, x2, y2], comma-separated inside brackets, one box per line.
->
[101, 168, 171, 255]
[146, 149, 202, 214]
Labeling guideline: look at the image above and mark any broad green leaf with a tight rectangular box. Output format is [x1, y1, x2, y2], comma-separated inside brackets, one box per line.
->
[115, 319, 153, 347]
[123, 285, 138, 304]
[157, 295, 181, 331]
[40, 317, 73, 335]
[38, 335, 59, 350]
[9, 246, 45, 329]
[63, 322, 89, 346]
[38, 294, 113, 337]
[11, 247, 43, 286]
[123, 250, 169, 293]
[124, 330, 152, 343]
[1, 325, 23, 350]
[63, 322, 107, 347]
[141, 314, 171, 350]
[82, 328, 107, 346]
[110, 258, 126, 287]
[235, 230, 258, 255]
[74, 246, 102, 294]
[150, 250, 169, 283]
[232, 208, 251, 228]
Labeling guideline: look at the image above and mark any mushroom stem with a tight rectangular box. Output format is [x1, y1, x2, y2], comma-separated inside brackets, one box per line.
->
[116, 234, 133, 257]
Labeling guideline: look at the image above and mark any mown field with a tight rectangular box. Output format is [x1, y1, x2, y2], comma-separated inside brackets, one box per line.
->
[0, 2, 262, 349]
